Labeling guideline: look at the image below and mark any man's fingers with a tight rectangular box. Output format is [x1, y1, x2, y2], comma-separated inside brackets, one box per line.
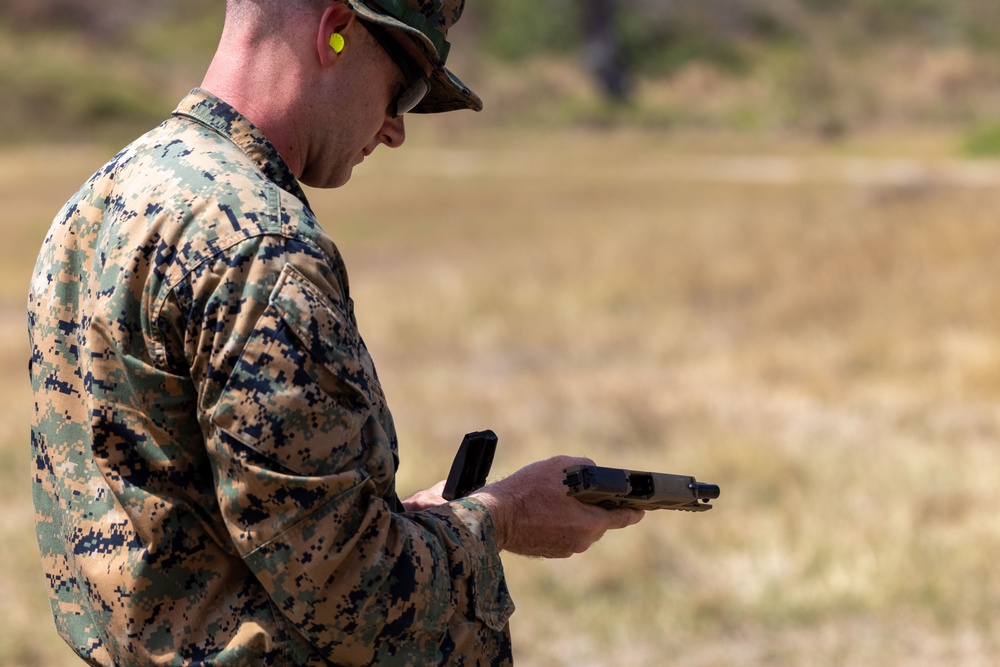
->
[606, 508, 645, 529]
[401, 480, 448, 511]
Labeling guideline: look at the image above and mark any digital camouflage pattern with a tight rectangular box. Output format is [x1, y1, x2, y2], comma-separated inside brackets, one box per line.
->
[28, 89, 514, 666]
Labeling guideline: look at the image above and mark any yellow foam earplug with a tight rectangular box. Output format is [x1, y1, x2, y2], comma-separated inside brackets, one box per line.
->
[330, 33, 345, 54]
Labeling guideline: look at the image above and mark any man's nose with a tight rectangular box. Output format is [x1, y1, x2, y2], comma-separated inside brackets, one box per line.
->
[380, 114, 406, 149]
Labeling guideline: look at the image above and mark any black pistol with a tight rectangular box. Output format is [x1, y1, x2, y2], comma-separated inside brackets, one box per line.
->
[563, 464, 720, 512]
[442, 430, 498, 500]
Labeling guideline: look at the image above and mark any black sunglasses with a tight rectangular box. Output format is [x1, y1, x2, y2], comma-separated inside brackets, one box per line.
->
[357, 18, 431, 117]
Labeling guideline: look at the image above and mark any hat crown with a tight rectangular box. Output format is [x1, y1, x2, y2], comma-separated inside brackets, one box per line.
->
[348, 0, 481, 112]
[360, 0, 465, 62]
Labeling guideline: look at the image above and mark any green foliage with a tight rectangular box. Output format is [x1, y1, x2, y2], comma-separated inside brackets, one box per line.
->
[801, 0, 1000, 47]
[0, 3, 222, 144]
[618, 13, 752, 78]
[475, 0, 581, 61]
[3, 0, 1000, 140]
[474, 1, 802, 75]
[0, 30, 185, 143]
[962, 123, 1000, 157]
[130, 7, 223, 67]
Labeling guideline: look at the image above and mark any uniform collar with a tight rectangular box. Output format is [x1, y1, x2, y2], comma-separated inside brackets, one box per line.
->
[172, 88, 310, 205]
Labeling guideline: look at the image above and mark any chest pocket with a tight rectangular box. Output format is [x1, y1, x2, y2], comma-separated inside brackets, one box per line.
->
[211, 263, 391, 480]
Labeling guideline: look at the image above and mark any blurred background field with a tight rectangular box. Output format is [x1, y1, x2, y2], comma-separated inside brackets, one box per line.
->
[4, 1, 1000, 665]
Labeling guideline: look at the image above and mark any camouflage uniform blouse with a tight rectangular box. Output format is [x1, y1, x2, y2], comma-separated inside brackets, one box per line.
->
[28, 89, 514, 666]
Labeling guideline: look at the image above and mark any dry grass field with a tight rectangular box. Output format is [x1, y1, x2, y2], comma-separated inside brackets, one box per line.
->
[3, 124, 1000, 665]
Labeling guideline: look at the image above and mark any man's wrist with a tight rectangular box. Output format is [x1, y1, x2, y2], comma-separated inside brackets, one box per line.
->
[469, 487, 512, 552]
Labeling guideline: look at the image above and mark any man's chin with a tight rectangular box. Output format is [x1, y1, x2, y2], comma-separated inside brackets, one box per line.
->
[301, 166, 353, 190]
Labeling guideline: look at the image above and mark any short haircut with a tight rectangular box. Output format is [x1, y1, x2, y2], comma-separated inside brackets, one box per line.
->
[225, 0, 329, 33]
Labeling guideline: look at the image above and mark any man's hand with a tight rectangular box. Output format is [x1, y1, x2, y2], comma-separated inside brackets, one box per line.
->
[471, 456, 645, 558]
[401, 480, 448, 512]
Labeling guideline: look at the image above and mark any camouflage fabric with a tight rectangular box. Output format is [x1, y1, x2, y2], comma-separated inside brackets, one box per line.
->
[28, 88, 514, 666]
[346, 0, 483, 113]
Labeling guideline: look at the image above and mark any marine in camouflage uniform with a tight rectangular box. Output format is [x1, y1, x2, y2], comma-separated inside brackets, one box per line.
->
[28, 1, 514, 664]
[29, 0, 648, 663]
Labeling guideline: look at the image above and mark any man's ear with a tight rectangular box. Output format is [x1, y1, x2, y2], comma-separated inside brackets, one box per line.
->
[317, 2, 357, 67]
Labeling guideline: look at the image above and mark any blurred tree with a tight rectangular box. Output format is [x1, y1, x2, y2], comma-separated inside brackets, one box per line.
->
[581, 0, 631, 102]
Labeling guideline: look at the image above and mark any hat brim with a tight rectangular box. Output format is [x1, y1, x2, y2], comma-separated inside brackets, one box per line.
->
[412, 66, 483, 114]
[345, 0, 483, 113]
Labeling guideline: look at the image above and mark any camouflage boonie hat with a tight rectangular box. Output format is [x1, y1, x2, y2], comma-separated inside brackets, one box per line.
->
[346, 0, 482, 113]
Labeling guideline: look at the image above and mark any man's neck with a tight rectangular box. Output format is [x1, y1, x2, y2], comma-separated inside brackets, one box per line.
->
[201, 33, 308, 179]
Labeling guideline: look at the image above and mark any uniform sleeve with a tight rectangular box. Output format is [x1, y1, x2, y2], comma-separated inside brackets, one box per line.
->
[188, 234, 513, 663]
